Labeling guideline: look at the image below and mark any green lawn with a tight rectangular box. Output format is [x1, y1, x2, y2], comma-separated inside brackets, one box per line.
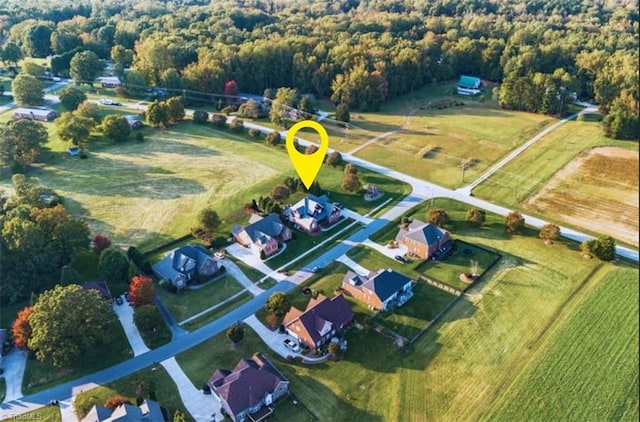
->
[415, 240, 501, 291]
[346, 245, 422, 275]
[181, 291, 253, 332]
[0, 377, 5, 402]
[373, 281, 456, 340]
[485, 265, 639, 421]
[0, 406, 61, 422]
[74, 365, 192, 421]
[22, 320, 133, 395]
[157, 275, 244, 323]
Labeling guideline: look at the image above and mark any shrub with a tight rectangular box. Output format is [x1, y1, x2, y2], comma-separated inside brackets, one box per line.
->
[504, 211, 525, 233]
[193, 110, 209, 124]
[226, 323, 244, 344]
[270, 184, 291, 200]
[211, 114, 227, 129]
[265, 131, 281, 146]
[326, 151, 343, 166]
[221, 105, 237, 115]
[249, 128, 261, 138]
[229, 118, 244, 133]
[133, 304, 163, 333]
[344, 163, 357, 174]
[105, 396, 130, 409]
[466, 208, 485, 227]
[427, 208, 449, 227]
[305, 144, 318, 155]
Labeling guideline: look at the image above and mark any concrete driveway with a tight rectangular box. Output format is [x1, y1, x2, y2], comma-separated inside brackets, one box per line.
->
[226, 244, 286, 282]
[361, 238, 408, 260]
[215, 258, 264, 297]
[112, 298, 150, 356]
[244, 315, 301, 359]
[336, 255, 371, 276]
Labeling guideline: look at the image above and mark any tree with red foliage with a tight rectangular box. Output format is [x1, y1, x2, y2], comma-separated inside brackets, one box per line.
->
[129, 275, 155, 308]
[92, 234, 112, 256]
[104, 395, 130, 409]
[12, 306, 35, 349]
[224, 80, 239, 97]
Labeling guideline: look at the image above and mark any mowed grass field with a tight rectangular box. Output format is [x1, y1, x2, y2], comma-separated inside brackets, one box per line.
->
[473, 120, 639, 246]
[485, 264, 639, 421]
[0, 116, 407, 250]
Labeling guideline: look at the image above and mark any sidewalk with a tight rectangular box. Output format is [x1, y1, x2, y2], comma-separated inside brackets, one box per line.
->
[243, 315, 301, 359]
[217, 259, 264, 297]
[1, 349, 27, 402]
[340, 208, 374, 225]
[226, 244, 287, 282]
[160, 358, 223, 422]
[336, 255, 371, 276]
[112, 299, 150, 356]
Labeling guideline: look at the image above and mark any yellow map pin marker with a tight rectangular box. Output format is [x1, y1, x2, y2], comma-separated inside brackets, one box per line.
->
[286, 120, 329, 190]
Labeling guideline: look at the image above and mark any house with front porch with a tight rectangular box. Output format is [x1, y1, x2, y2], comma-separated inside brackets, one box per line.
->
[151, 245, 219, 290]
[232, 213, 292, 258]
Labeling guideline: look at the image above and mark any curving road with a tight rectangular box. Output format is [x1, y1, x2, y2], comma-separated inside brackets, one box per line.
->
[1, 97, 637, 420]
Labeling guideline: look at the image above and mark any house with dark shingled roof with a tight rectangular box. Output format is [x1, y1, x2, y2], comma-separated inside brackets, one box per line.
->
[341, 269, 414, 311]
[152, 245, 219, 290]
[395, 219, 452, 260]
[81, 399, 164, 422]
[232, 213, 292, 257]
[283, 294, 354, 351]
[208, 353, 289, 422]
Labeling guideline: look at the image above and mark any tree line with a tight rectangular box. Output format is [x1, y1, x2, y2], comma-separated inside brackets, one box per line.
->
[0, 0, 636, 138]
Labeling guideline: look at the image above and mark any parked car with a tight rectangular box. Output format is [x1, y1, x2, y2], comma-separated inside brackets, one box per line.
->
[99, 98, 122, 106]
[333, 202, 344, 209]
[115, 296, 124, 305]
[394, 255, 407, 263]
[214, 252, 225, 259]
[283, 338, 300, 352]
[311, 266, 321, 273]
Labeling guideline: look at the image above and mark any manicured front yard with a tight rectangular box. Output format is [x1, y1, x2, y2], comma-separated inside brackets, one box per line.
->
[74, 365, 192, 421]
[181, 291, 252, 332]
[22, 321, 133, 395]
[373, 281, 456, 340]
[157, 275, 244, 323]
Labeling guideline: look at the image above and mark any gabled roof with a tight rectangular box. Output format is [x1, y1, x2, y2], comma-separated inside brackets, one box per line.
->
[152, 244, 218, 283]
[232, 214, 286, 245]
[284, 294, 354, 346]
[458, 75, 481, 89]
[396, 219, 448, 246]
[343, 269, 413, 303]
[285, 194, 336, 222]
[80, 400, 164, 422]
[208, 353, 288, 417]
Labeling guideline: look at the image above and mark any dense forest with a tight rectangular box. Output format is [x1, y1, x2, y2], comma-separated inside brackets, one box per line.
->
[0, 0, 637, 138]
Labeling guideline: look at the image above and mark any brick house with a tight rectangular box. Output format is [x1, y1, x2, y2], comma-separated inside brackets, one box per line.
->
[395, 219, 452, 259]
[208, 353, 289, 422]
[341, 269, 414, 312]
[283, 294, 354, 351]
[232, 213, 292, 257]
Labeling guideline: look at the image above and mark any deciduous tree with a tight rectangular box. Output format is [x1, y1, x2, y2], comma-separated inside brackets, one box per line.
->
[265, 292, 291, 317]
[12, 74, 44, 106]
[466, 208, 486, 227]
[1, 42, 22, 65]
[270, 184, 291, 201]
[335, 102, 350, 123]
[76, 101, 101, 123]
[59, 87, 87, 111]
[55, 112, 95, 150]
[129, 275, 155, 308]
[102, 115, 131, 142]
[427, 208, 449, 227]
[28, 285, 116, 367]
[341, 173, 361, 193]
[70, 51, 104, 85]
[104, 396, 130, 409]
[505, 211, 525, 233]
[146, 100, 170, 127]
[133, 304, 163, 333]
[166, 96, 185, 122]
[269, 87, 298, 127]
[265, 131, 281, 146]
[12, 306, 34, 349]
[539, 223, 560, 242]
[226, 323, 245, 344]
[326, 151, 343, 167]
[198, 209, 221, 232]
[0, 119, 48, 170]
[24, 24, 53, 58]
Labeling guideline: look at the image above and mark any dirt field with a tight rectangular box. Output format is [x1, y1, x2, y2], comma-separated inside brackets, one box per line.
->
[526, 147, 639, 247]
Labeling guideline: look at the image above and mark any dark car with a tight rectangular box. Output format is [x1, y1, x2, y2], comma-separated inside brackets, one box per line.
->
[115, 296, 124, 305]
[394, 255, 407, 263]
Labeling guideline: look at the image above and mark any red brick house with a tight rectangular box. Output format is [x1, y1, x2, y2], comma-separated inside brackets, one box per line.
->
[341, 269, 414, 311]
[232, 213, 292, 257]
[208, 353, 289, 422]
[283, 294, 354, 351]
[395, 219, 452, 259]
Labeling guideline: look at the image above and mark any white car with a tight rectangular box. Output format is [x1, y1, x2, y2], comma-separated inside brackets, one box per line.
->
[283, 338, 300, 352]
[214, 252, 225, 259]
[99, 98, 121, 106]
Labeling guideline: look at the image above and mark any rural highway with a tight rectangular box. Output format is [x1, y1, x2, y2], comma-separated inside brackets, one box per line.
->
[1, 92, 636, 420]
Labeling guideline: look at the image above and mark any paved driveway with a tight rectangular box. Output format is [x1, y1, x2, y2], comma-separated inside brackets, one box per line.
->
[244, 315, 301, 359]
[113, 298, 150, 356]
[361, 238, 408, 259]
[336, 255, 371, 276]
[216, 258, 264, 297]
[2, 349, 27, 402]
[226, 244, 286, 282]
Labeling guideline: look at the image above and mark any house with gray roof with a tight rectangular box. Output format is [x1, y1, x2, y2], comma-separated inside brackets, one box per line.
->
[341, 269, 414, 311]
[208, 353, 289, 422]
[81, 399, 164, 422]
[396, 219, 452, 260]
[283, 194, 341, 233]
[152, 245, 219, 290]
[232, 213, 292, 258]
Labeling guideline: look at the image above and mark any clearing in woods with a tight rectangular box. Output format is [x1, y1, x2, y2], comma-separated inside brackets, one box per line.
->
[526, 146, 639, 246]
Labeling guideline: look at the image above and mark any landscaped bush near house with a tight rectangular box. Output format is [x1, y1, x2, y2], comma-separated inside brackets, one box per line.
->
[211, 114, 226, 129]
[249, 128, 261, 138]
[193, 110, 209, 124]
[229, 118, 244, 133]
[265, 131, 281, 146]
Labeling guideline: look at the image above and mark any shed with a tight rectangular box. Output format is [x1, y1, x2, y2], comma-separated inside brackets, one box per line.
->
[457, 76, 482, 96]
[14, 107, 57, 122]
